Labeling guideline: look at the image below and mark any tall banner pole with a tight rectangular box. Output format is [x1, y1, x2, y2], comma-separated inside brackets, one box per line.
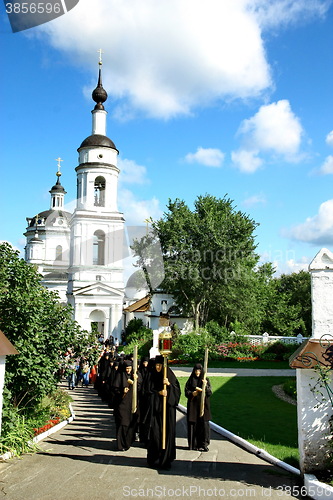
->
[162, 354, 168, 450]
[200, 347, 209, 418]
[159, 330, 173, 451]
[132, 345, 138, 414]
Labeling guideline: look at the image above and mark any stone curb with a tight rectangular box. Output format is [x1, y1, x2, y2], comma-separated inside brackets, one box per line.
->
[304, 474, 333, 500]
[177, 405, 333, 500]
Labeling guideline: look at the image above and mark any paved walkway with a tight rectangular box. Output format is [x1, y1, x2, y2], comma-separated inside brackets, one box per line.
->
[0, 379, 305, 500]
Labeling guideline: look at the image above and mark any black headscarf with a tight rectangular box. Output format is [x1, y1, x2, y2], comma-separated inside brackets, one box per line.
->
[187, 363, 204, 391]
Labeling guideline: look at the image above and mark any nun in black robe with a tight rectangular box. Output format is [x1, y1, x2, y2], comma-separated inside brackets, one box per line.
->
[146, 355, 180, 469]
[95, 351, 110, 396]
[138, 356, 150, 444]
[106, 361, 119, 408]
[113, 360, 142, 451]
[185, 363, 212, 451]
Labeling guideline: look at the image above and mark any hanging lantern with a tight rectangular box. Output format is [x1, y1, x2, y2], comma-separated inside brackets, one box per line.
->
[159, 330, 172, 355]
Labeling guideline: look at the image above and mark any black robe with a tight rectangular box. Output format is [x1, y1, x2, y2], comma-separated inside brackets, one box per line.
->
[106, 362, 119, 408]
[95, 354, 109, 395]
[185, 369, 212, 450]
[138, 359, 150, 444]
[146, 365, 180, 469]
[113, 368, 142, 451]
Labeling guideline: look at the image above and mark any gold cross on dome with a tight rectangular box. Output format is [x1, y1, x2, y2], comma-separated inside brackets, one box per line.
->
[97, 48, 104, 65]
[55, 157, 63, 176]
[144, 217, 153, 235]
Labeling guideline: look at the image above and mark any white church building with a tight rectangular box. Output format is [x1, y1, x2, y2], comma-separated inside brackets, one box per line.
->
[25, 62, 125, 340]
[24, 62, 191, 342]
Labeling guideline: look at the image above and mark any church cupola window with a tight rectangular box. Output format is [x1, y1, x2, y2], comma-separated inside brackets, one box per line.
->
[94, 176, 106, 207]
[93, 230, 105, 265]
[55, 245, 63, 261]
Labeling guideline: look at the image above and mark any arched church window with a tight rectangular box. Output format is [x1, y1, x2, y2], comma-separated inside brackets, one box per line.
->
[93, 230, 105, 265]
[55, 245, 62, 261]
[94, 176, 106, 207]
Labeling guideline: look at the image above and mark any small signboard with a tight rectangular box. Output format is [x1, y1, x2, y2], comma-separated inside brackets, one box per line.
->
[289, 339, 333, 369]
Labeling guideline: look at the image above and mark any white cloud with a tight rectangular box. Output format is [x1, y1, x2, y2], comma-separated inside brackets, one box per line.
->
[242, 194, 266, 207]
[238, 100, 303, 157]
[232, 100, 304, 172]
[118, 158, 149, 185]
[38, 0, 274, 119]
[119, 188, 163, 226]
[271, 257, 310, 276]
[259, 249, 310, 275]
[184, 147, 225, 167]
[326, 130, 333, 146]
[286, 199, 333, 245]
[284, 257, 310, 273]
[231, 149, 263, 173]
[250, 0, 331, 30]
[318, 155, 333, 175]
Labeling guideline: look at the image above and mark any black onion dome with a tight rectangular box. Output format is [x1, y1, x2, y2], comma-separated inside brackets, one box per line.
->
[50, 178, 66, 194]
[92, 68, 108, 110]
[78, 134, 117, 150]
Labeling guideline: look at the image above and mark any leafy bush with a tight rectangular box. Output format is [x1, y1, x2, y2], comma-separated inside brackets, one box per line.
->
[125, 318, 145, 343]
[122, 338, 153, 358]
[264, 341, 300, 360]
[205, 320, 230, 343]
[260, 352, 277, 360]
[172, 330, 214, 363]
[283, 378, 297, 399]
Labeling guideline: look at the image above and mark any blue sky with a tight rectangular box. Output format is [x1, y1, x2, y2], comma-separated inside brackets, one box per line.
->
[1, 0, 333, 275]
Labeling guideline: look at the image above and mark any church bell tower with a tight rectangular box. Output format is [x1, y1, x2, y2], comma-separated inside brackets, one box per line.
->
[67, 56, 125, 340]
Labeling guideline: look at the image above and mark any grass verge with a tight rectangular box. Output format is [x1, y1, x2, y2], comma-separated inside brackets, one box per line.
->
[172, 360, 292, 369]
[178, 376, 299, 468]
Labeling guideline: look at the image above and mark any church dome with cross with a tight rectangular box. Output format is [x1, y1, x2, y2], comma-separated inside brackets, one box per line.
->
[24, 54, 126, 340]
[24, 158, 71, 302]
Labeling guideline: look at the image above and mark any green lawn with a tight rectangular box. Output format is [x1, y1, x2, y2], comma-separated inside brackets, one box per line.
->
[178, 376, 299, 467]
[174, 360, 291, 369]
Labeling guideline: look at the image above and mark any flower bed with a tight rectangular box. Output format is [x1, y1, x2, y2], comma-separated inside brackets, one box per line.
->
[33, 417, 61, 436]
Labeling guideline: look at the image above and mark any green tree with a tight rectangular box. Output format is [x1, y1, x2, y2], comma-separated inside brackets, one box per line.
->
[262, 270, 311, 336]
[137, 195, 260, 328]
[0, 243, 82, 409]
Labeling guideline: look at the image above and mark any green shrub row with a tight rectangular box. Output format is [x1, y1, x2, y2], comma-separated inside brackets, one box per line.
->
[0, 388, 72, 457]
[170, 325, 300, 364]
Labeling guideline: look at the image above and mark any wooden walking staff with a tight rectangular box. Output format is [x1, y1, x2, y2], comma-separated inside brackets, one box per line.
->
[132, 345, 138, 414]
[158, 330, 173, 450]
[200, 347, 209, 418]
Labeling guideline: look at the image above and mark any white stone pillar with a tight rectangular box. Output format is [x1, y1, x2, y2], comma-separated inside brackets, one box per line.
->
[297, 248, 333, 473]
[91, 110, 107, 135]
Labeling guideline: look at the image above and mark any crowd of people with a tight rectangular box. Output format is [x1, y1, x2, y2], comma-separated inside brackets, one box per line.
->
[85, 344, 213, 470]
